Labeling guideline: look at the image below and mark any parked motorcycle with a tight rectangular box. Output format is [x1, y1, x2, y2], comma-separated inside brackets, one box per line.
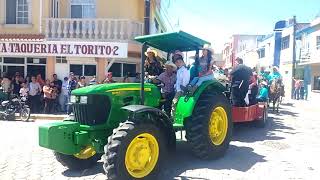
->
[0, 95, 31, 121]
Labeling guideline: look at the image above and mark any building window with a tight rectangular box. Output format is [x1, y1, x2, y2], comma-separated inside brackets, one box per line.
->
[70, 64, 96, 77]
[123, 64, 136, 77]
[154, 18, 159, 32]
[316, 36, 320, 50]
[109, 63, 136, 77]
[281, 35, 290, 50]
[51, 0, 59, 18]
[56, 56, 67, 63]
[109, 63, 122, 77]
[258, 48, 265, 59]
[6, 0, 29, 24]
[71, 0, 96, 18]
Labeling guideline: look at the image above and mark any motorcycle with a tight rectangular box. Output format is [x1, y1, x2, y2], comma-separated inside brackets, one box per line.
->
[0, 95, 31, 121]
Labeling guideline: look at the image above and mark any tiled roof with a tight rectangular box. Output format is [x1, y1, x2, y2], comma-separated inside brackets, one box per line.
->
[0, 34, 45, 41]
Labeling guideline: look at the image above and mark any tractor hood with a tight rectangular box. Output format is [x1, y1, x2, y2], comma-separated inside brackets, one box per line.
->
[72, 83, 157, 95]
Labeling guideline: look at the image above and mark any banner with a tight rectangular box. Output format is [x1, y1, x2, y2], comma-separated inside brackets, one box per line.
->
[0, 41, 128, 58]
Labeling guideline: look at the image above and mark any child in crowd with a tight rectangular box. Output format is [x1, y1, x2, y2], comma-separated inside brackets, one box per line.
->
[19, 82, 29, 98]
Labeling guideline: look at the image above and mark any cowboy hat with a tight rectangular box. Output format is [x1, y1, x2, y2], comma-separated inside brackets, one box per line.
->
[202, 44, 214, 53]
[173, 50, 184, 58]
[164, 61, 177, 71]
[144, 48, 158, 57]
[261, 81, 268, 86]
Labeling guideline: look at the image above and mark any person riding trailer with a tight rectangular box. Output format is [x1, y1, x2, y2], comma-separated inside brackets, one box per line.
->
[230, 57, 253, 107]
[257, 81, 269, 102]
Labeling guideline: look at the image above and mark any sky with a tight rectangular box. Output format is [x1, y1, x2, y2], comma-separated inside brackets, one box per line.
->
[170, 0, 320, 52]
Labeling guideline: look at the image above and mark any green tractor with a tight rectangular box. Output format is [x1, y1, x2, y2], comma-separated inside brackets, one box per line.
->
[39, 31, 233, 179]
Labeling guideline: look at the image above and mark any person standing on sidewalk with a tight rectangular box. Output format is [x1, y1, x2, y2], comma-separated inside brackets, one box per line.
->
[67, 73, 77, 114]
[60, 77, 69, 113]
[11, 75, 21, 96]
[43, 80, 55, 114]
[28, 76, 42, 113]
[293, 78, 302, 100]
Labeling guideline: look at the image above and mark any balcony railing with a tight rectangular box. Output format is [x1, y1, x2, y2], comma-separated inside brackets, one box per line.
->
[298, 47, 320, 63]
[44, 18, 144, 41]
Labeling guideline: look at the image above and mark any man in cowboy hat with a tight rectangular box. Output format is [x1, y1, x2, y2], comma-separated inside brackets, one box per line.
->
[157, 61, 177, 116]
[230, 57, 253, 106]
[172, 50, 184, 62]
[145, 48, 163, 76]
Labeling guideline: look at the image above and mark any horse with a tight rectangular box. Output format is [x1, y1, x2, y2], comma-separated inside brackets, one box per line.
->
[269, 78, 282, 112]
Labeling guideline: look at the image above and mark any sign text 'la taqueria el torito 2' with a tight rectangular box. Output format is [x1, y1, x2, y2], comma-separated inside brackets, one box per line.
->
[0, 41, 128, 58]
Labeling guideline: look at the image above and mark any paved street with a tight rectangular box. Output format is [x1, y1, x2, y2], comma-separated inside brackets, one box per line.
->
[1, 95, 320, 180]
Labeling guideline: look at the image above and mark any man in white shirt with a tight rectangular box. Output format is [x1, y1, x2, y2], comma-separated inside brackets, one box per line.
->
[172, 52, 190, 118]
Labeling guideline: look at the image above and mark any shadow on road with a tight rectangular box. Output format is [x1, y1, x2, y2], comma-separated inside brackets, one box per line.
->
[233, 115, 296, 143]
[62, 162, 104, 177]
[159, 143, 266, 180]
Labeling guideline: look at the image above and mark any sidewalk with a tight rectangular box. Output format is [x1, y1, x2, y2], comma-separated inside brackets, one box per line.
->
[15, 113, 67, 121]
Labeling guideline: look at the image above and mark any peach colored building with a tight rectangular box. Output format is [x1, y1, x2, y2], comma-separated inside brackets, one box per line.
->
[0, 0, 168, 82]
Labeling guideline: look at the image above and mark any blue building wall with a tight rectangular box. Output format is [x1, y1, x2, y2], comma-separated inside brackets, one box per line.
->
[273, 32, 282, 67]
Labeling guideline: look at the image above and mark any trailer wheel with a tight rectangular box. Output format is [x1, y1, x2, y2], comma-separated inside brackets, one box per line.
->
[103, 121, 167, 180]
[185, 91, 232, 159]
[54, 146, 100, 170]
[255, 106, 268, 128]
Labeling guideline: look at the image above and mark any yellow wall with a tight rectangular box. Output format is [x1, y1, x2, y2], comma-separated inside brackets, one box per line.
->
[46, 56, 55, 80]
[0, 0, 41, 34]
[97, 0, 144, 21]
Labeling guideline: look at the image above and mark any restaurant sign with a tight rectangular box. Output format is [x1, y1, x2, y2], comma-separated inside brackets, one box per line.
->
[0, 41, 128, 58]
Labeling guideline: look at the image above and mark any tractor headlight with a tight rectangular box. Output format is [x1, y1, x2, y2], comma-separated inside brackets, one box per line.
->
[80, 96, 88, 104]
[70, 95, 76, 103]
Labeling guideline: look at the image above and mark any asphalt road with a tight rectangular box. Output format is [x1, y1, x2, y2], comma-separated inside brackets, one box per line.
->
[0, 97, 320, 180]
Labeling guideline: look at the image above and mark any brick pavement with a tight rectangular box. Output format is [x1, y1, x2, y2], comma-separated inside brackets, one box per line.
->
[0, 96, 320, 180]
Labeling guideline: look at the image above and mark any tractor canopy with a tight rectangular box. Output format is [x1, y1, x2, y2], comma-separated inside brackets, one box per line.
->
[134, 30, 210, 53]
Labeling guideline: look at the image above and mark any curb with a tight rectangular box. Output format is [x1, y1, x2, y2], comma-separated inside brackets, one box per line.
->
[15, 114, 67, 121]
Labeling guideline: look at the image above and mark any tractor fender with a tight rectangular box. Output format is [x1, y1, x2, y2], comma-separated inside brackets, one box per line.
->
[175, 80, 227, 124]
[193, 80, 226, 102]
[121, 105, 176, 151]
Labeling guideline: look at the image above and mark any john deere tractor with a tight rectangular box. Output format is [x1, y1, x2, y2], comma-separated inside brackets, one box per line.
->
[39, 31, 233, 179]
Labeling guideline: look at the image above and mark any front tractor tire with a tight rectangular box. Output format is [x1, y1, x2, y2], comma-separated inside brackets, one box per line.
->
[54, 146, 101, 170]
[103, 121, 167, 180]
[185, 91, 233, 160]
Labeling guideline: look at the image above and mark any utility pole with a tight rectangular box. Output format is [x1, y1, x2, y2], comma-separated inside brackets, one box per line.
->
[291, 15, 297, 99]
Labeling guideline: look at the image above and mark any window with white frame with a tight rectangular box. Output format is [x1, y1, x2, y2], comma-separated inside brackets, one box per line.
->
[6, 0, 30, 24]
[71, 0, 96, 18]
[316, 36, 320, 50]
[56, 56, 67, 64]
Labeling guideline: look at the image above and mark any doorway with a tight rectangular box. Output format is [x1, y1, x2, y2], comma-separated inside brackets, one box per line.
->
[27, 65, 46, 80]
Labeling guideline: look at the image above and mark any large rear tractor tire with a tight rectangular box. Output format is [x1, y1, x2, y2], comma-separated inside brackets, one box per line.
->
[185, 91, 233, 160]
[103, 121, 167, 180]
[54, 146, 101, 170]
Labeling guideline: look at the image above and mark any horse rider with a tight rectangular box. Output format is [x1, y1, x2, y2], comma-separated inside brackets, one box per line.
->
[230, 58, 253, 107]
